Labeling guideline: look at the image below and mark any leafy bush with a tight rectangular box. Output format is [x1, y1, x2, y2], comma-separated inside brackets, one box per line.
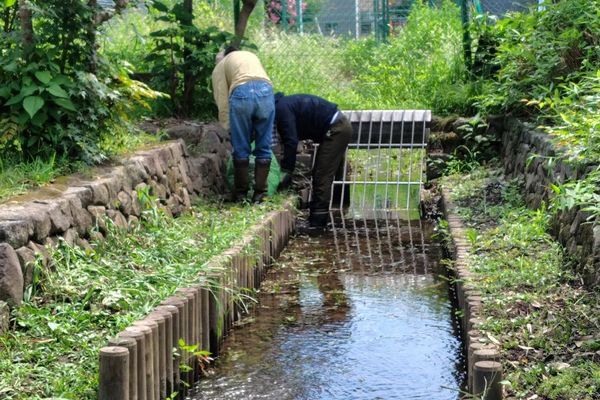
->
[259, 0, 471, 114]
[144, 0, 233, 117]
[0, 1, 161, 164]
[534, 72, 600, 163]
[341, 0, 470, 113]
[474, 0, 599, 115]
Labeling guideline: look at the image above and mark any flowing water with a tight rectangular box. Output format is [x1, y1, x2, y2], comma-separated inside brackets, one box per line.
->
[189, 216, 465, 400]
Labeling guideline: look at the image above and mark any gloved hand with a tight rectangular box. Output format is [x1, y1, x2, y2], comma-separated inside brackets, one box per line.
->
[278, 170, 293, 191]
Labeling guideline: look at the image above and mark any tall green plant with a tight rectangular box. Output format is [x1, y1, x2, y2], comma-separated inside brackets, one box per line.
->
[259, 0, 470, 114]
[0, 0, 161, 163]
[474, 0, 600, 116]
[341, 0, 469, 113]
[145, 0, 233, 117]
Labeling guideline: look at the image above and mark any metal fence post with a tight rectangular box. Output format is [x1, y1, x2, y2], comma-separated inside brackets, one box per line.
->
[460, 0, 472, 72]
[281, 0, 288, 31]
[296, 0, 303, 34]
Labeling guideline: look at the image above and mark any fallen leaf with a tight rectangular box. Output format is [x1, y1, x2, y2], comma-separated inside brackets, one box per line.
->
[487, 333, 501, 345]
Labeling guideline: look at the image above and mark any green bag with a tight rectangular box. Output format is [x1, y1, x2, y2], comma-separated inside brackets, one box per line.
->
[226, 150, 281, 196]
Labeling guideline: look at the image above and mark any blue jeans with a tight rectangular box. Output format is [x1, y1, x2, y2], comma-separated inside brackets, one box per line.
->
[229, 80, 274, 161]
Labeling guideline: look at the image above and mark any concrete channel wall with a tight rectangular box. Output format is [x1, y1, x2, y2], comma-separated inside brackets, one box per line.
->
[98, 204, 296, 400]
[499, 118, 600, 285]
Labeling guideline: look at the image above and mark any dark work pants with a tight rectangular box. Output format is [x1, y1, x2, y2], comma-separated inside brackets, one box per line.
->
[311, 114, 352, 214]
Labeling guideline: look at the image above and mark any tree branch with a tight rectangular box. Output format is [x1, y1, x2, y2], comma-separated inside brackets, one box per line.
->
[18, 0, 33, 51]
[233, 0, 257, 46]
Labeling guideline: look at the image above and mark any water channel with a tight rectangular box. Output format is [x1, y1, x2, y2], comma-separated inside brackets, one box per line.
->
[189, 215, 465, 400]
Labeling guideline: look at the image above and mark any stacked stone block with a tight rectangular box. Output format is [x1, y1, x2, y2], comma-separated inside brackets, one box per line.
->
[0, 124, 231, 329]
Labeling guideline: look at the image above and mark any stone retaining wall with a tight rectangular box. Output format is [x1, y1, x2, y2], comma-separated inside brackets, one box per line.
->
[498, 118, 600, 285]
[0, 123, 230, 317]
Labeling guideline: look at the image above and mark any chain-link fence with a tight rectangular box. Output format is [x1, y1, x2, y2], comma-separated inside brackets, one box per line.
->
[257, 0, 414, 42]
[459, 0, 538, 74]
[468, 0, 539, 15]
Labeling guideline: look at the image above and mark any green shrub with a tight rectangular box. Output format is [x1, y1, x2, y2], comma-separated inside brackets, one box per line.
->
[474, 0, 600, 115]
[0, 1, 161, 164]
[259, 0, 470, 114]
[342, 0, 470, 113]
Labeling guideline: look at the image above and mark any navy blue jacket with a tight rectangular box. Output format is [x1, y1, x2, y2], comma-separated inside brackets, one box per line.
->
[275, 93, 338, 172]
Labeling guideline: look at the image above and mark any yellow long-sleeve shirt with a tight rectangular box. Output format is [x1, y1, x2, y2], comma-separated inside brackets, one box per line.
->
[211, 50, 272, 131]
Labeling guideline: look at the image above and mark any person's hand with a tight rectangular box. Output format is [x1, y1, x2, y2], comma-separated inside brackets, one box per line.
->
[278, 170, 293, 191]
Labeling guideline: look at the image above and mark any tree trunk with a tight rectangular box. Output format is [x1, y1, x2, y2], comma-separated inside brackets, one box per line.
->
[181, 0, 194, 117]
[86, 0, 131, 73]
[87, 0, 99, 73]
[18, 0, 33, 53]
[233, 0, 257, 47]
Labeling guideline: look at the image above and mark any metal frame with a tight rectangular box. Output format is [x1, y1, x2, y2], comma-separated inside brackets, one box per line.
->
[315, 109, 430, 218]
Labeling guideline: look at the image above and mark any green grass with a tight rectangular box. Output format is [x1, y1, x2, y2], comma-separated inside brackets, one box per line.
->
[0, 155, 69, 203]
[0, 196, 288, 399]
[442, 167, 600, 399]
[345, 183, 421, 219]
[0, 124, 159, 204]
[258, 0, 470, 113]
[340, 148, 424, 218]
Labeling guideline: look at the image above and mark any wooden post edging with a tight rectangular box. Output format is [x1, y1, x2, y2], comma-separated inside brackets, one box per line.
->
[99, 200, 297, 399]
[440, 188, 504, 399]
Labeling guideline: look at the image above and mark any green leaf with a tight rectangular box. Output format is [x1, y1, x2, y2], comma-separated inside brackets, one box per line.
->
[35, 71, 53, 85]
[50, 75, 72, 87]
[53, 98, 77, 112]
[47, 84, 69, 98]
[2, 61, 18, 72]
[0, 86, 11, 98]
[23, 96, 45, 118]
[5, 93, 24, 106]
[31, 110, 48, 127]
[20, 85, 38, 97]
[152, 1, 169, 12]
[4, 0, 16, 7]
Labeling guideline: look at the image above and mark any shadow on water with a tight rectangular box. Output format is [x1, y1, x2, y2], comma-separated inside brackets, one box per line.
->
[189, 212, 466, 400]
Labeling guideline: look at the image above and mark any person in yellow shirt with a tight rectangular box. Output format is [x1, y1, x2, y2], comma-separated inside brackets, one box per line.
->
[212, 46, 275, 203]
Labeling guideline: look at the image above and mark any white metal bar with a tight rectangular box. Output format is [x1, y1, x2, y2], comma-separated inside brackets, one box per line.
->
[350, 111, 364, 212]
[371, 111, 385, 209]
[383, 111, 395, 210]
[394, 111, 406, 209]
[332, 180, 423, 185]
[338, 110, 353, 210]
[347, 144, 426, 149]
[360, 112, 376, 210]
[406, 110, 416, 210]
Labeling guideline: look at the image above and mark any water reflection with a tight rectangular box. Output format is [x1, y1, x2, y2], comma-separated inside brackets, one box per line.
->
[189, 214, 465, 400]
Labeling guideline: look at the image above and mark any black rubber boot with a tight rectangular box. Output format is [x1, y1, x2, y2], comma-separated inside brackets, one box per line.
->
[252, 159, 271, 203]
[232, 159, 249, 202]
[308, 209, 329, 228]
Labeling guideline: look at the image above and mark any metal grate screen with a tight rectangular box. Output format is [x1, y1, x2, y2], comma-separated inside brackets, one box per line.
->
[312, 109, 430, 220]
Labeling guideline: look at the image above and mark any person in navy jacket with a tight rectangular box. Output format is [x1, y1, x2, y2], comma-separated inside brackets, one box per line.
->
[274, 92, 352, 227]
